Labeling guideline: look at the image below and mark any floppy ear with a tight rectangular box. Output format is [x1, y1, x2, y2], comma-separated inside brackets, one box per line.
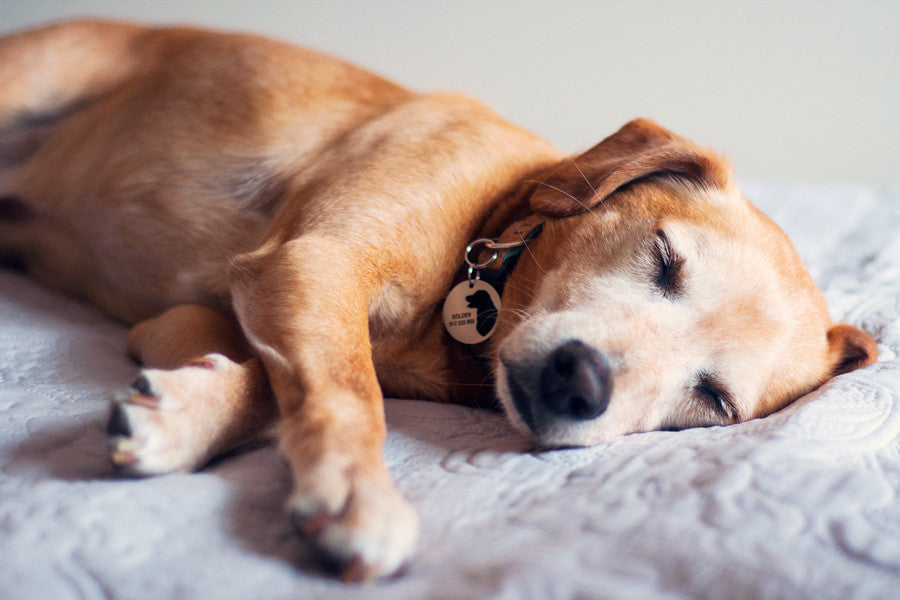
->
[827, 323, 878, 376]
[531, 118, 732, 217]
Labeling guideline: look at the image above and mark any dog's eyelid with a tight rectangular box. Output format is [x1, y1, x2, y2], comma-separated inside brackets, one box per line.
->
[653, 229, 684, 296]
[695, 373, 739, 421]
[654, 228, 671, 252]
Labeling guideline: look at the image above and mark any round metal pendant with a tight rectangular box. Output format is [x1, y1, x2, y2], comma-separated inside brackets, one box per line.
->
[442, 279, 502, 345]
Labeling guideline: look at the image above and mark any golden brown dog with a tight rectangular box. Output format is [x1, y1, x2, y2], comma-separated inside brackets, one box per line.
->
[0, 20, 878, 579]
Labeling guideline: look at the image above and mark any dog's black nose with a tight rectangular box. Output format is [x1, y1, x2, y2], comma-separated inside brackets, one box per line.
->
[539, 340, 612, 420]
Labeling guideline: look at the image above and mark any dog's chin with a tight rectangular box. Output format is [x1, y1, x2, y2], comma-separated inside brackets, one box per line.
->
[502, 404, 600, 450]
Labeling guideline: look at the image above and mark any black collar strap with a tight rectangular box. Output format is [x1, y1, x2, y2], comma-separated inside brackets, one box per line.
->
[443, 215, 544, 348]
[466, 214, 544, 296]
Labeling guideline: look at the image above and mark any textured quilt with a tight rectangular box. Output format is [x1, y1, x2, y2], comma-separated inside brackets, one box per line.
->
[1, 182, 898, 599]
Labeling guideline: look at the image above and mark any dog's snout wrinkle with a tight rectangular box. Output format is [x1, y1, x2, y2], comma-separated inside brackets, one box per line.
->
[540, 340, 612, 420]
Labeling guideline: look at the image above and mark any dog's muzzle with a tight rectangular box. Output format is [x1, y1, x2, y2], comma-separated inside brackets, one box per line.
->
[504, 339, 613, 440]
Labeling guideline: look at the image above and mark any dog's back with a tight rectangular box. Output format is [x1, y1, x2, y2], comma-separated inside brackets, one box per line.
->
[0, 21, 397, 319]
[0, 21, 560, 327]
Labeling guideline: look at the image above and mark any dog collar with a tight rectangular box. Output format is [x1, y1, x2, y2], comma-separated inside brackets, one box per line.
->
[442, 215, 544, 345]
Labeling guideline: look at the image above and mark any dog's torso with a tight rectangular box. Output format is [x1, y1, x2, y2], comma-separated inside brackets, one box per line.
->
[0, 21, 561, 401]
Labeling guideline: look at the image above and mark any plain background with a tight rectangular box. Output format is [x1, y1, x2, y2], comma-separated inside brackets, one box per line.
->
[2, 0, 898, 185]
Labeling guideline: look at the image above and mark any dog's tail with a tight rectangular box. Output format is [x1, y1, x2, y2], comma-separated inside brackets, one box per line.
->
[0, 20, 142, 132]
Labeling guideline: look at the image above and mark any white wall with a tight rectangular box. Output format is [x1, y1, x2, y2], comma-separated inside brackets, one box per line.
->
[2, 0, 898, 185]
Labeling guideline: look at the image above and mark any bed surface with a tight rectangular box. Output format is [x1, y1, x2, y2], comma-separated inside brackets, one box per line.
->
[1, 182, 898, 599]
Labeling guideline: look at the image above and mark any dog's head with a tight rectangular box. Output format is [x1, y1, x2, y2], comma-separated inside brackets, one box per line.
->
[494, 119, 878, 447]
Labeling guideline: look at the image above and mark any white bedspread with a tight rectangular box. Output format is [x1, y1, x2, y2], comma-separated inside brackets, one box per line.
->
[1, 182, 898, 599]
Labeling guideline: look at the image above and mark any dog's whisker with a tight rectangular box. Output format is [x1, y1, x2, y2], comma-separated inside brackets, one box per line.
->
[510, 308, 534, 321]
[509, 271, 543, 287]
[525, 179, 591, 212]
[571, 158, 597, 196]
[504, 287, 539, 303]
[516, 230, 545, 274]
[504, 275, 541, 294]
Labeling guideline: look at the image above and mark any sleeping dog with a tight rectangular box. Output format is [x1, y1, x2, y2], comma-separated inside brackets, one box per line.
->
[0, 20, 878, 580]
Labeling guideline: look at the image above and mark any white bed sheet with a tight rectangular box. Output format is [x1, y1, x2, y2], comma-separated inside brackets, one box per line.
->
[1, 181, 898, 599]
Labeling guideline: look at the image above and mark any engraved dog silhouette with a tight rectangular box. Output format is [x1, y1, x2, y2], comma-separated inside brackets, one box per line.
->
[466, 289, 499, 336]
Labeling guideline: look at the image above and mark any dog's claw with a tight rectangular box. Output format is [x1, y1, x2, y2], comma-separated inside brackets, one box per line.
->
[130, 374, 156, 396]
[125, 374, 161, 409]
[293, 507, 333, 537]
[184, 353, 232, 371]
[107, 403, 133, 437]
[185, 357, 217, 369]
[126, 395, 160, 409]
[110, 449, 139, 466]
[341, 555, 370, 582]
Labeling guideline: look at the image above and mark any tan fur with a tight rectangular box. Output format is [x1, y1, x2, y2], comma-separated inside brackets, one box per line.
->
[0, 20, 877, 579]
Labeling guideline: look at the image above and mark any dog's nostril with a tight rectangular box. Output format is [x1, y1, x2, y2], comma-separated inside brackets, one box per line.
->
[553, 349, 577, 377]
[540, 340, 612, 420]
[568, 396, 592, 419]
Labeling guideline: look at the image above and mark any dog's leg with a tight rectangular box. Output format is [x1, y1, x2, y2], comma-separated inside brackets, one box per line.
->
[109, 304, 277, 476]
[230, 241, 419, 580]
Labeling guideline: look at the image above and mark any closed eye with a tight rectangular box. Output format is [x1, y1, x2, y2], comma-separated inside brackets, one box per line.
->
[695, 373, 739, 422]
[653, 230, 685, 297]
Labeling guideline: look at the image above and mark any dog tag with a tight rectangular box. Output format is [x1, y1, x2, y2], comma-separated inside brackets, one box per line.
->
[443, 279, 502, 345]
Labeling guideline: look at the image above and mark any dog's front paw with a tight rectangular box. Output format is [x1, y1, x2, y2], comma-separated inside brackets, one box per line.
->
[108, 354, 234, 476]
[287, 453, 419, 581]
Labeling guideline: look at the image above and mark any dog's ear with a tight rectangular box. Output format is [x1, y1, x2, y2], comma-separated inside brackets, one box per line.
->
[827, 323, 878, 376]
[531, 119, 732, 217]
